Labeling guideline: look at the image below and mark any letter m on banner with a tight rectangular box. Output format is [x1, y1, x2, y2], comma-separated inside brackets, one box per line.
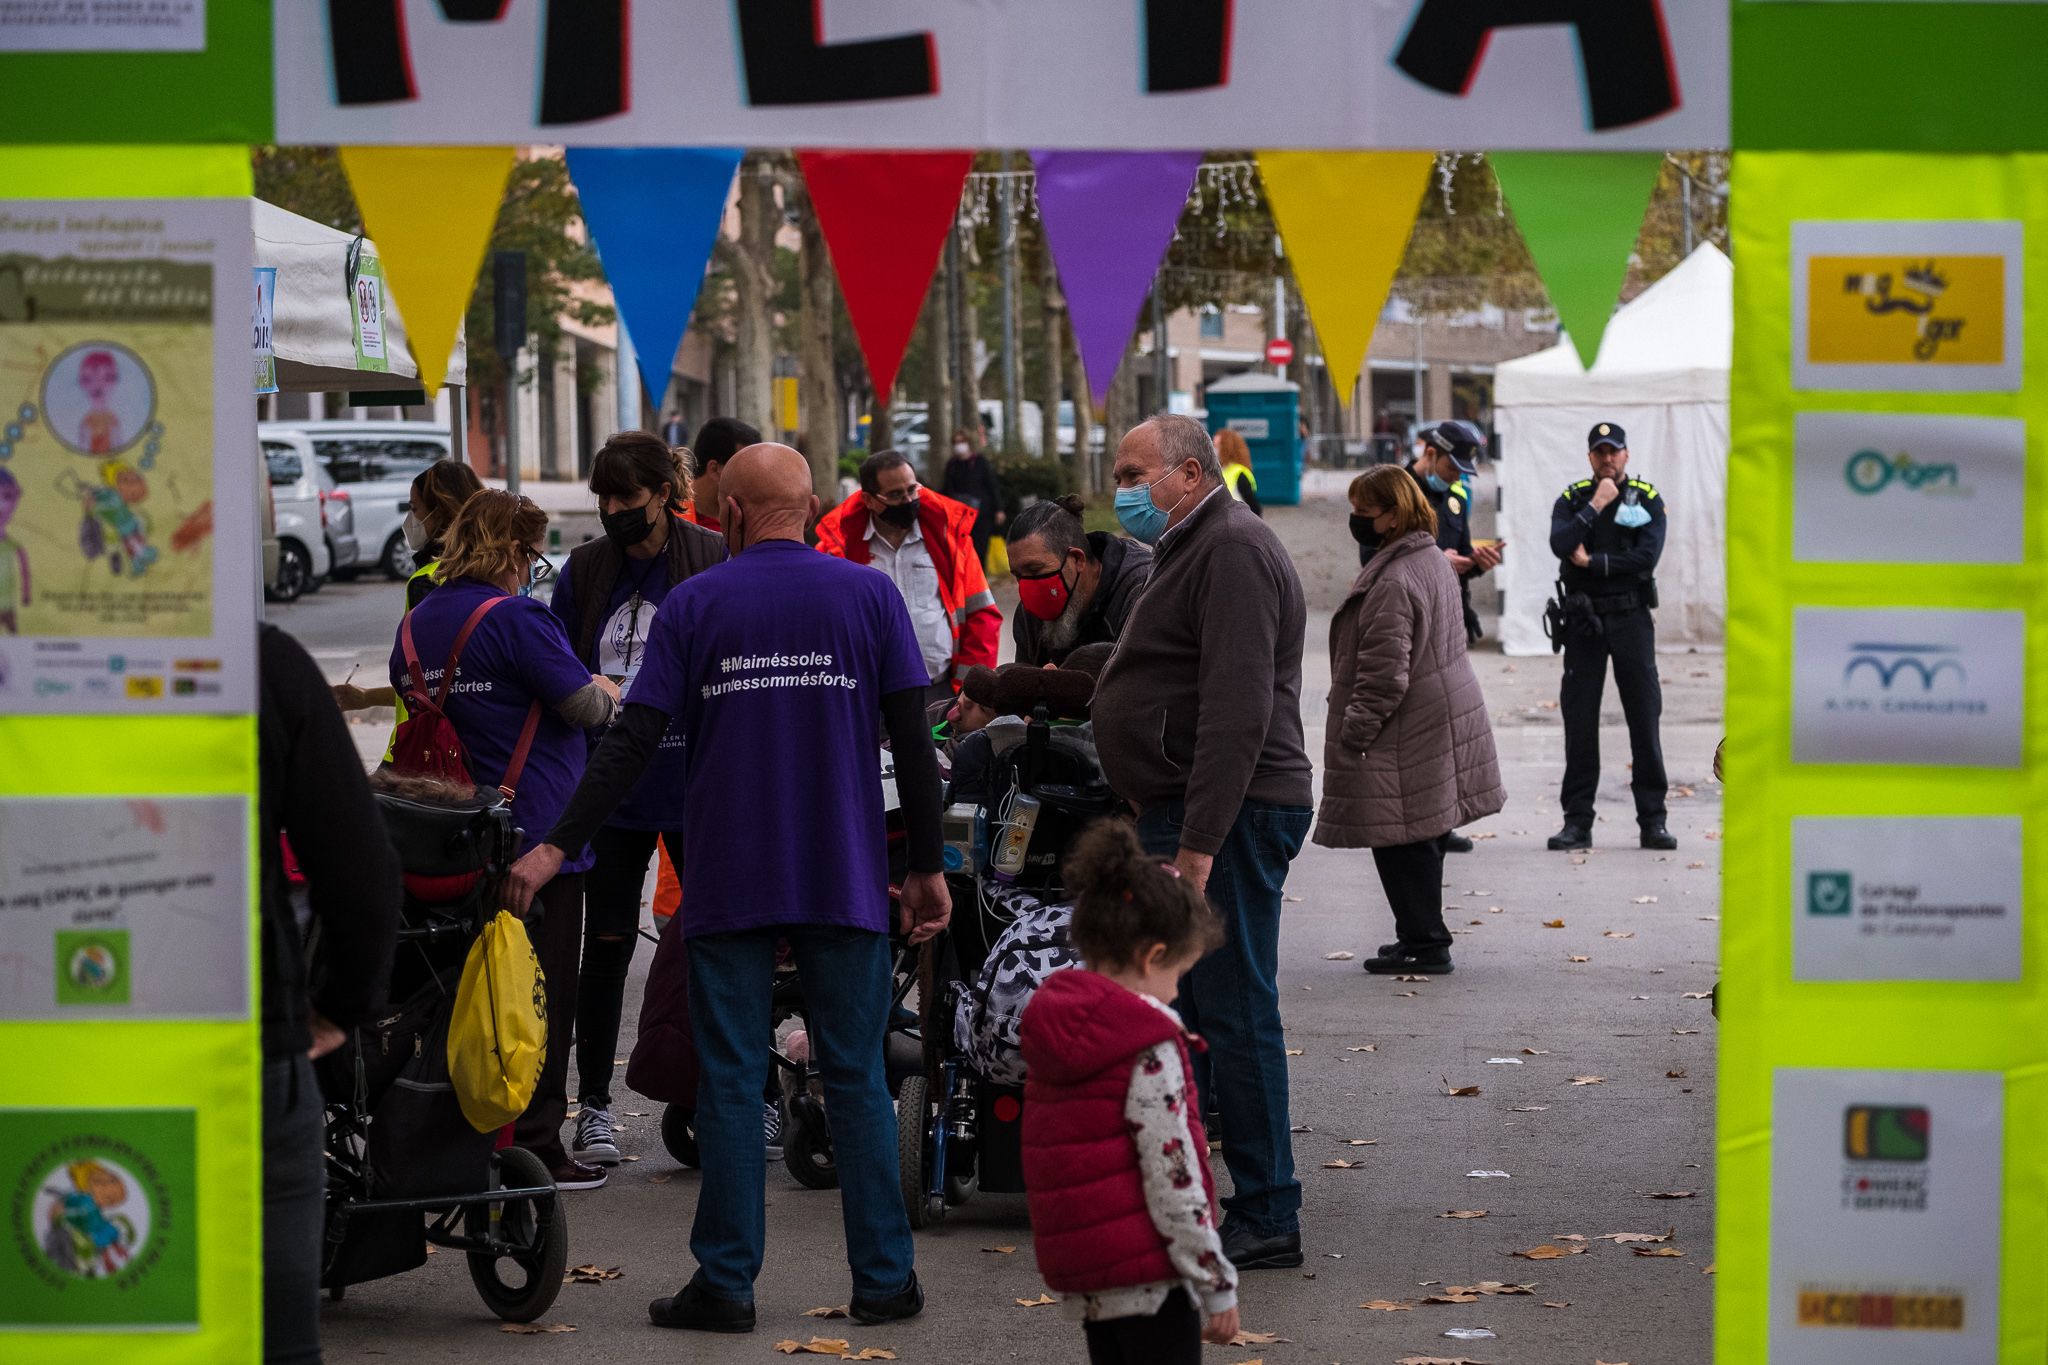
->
[1393, 0, 1680, 132]
[326, 0, 627, 125]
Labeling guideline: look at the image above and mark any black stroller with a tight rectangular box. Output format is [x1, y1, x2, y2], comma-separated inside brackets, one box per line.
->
[895, 702, 1115, 1227]
[316, 789, 567, 1322]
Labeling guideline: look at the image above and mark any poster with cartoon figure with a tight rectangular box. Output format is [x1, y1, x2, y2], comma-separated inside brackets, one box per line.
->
[0, 199, 255, 713]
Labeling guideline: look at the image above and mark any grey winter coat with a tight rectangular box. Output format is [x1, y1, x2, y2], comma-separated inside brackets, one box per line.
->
[1313, 529, 1505, 849]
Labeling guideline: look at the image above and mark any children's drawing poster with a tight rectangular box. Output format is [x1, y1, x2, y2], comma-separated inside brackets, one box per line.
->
[0, 200, 255, 715]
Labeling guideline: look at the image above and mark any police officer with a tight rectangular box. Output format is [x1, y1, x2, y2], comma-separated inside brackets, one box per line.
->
[1546, 421, 1675, 852]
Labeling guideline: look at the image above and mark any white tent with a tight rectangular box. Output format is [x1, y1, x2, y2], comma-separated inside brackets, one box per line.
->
[1493, 243, 1729, 657]
[255, 199, 465, 394]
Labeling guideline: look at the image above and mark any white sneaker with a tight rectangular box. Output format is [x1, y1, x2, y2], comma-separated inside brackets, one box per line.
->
[573, 1105, 622, 1165]
[763, 1101, 785, 1160]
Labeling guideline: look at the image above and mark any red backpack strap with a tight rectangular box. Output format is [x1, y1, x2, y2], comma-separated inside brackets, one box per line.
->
[399, 608, 432, 705]
[497, 701, 544, 802]
[435, 593, 513, 708]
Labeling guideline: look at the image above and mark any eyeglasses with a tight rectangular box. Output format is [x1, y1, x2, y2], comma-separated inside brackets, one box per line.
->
[873, 485, 920, 506]
[524, 548, 554, 586]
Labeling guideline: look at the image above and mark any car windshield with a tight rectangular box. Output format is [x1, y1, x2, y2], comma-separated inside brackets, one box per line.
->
[313, 437, 446, 485]
[263, 444, 304, 487]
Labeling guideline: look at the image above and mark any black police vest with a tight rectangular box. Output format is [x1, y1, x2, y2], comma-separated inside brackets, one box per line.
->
[1563, 485, 1653, 597]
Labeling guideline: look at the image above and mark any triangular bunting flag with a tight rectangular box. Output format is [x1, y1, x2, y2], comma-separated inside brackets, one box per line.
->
[1257, 151, 1433, 412]
[339, 146, 515, 398]
[566, 148, 743, 405]
[1490, 152, 1665, 370]
[798, 150, 973, 400]
[1032, 150, 1203, 407]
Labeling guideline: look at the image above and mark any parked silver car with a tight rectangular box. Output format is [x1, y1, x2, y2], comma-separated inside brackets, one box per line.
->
[263, 439, 357, 602]
[260, 421, 452, 580]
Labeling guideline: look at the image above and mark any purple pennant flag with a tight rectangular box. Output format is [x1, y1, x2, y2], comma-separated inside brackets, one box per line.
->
[1032, 150, 1203, 408]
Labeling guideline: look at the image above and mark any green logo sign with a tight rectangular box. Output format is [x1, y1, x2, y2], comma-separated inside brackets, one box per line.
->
[54, 929, 130, 1007]
[1808, 872, 1854, 917]
[1844, 448, 1962, 496]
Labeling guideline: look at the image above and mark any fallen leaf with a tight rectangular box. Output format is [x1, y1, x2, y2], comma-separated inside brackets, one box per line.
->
[1487, 906, 1504, 914]
[1015, 1294, 1057, 1308]
[1666, 1070, 1689, 1080]
[1634, 1246, 1686, 1258]
[647, 1175, 672, 1184]
[1512, 1243, 1584, 1260]
[1703, 1262, 1718, 1275]
[1448, 1281, 1536, 1296]
[1324, 951, 1355, 961]
[1341, 1138, 1378, 1146]
[562, 1264, 624, 1284]
[1682, 992, 1713, 1000]
[1705, 829, 1721, 840]
[1543, 918, 1566, 929]
[1442, 1077, 1482, 1097]
[802, 1306, 849, 1318]
[1632, 995, 1650, 1001]
[849, 1353, 897, 1363]
[1674, 1028, 1702, 1036]
[1509, 1105, 1549, 1113]
[1568, 1076, 1606, 1086]
[1688, 861, 1706, 869]
[1567, 955, 1590, 963]
[1360, 1299, 1414, 1312]
[981, 1246, 1017, 1255]
[1285, 1048, 1305, 1056]
[1348, 1044, 1378, 1053]
[620, 1155, 641, 1162]
[500, 1322, 577, 1334]
[1521, 1048, 1549, 1056]
[1604, 931, 1636, 939]
[1229, 1330, 1289, 1345]
[773, 1339, 868, 1357]
[1394, 991, 1418, 998]
[1485, 1057, 1523, 1065]
[1323, 1158, 1365, 1169]
[1640, 1190, 1697, 1200]
[1544, 1300, 1571, 1309]
[1439, 1210, 1488, 1219]
[1466, 1169, 1511, 1179]
[1290, 1123, 1316, 1133]
[1553, 1234, 1587, 1242]
[1396, 1357, 1491, 1365]
[1283, 894, 1304, 903]
[1632, 896, 1659, 905]
[1395, 974, 1432, 982]
[1596, 1230, 1674, 1244]
[1419, 1292, 1480, 1305]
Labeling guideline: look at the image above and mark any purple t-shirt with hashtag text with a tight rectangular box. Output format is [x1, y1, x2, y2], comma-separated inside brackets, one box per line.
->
[625, 541, 928, 937]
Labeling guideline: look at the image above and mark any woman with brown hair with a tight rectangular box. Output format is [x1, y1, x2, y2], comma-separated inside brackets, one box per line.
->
[1313, 466, 1504, 976]
[384, 488, 622, 1188]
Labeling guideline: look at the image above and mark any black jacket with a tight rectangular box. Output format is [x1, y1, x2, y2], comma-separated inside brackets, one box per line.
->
[1549, 477, 1667, 598]
[1012, 532, 1156, 667]
[561, 513, 728, 668]
[941, 453, 1003, 522]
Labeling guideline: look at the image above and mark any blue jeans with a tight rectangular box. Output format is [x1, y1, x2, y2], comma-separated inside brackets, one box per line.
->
[686, 925, 914, 1302]
[1137, 797, 1311, 1238]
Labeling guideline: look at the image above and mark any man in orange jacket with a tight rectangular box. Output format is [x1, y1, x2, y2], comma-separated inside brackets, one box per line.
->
[815, 449, 1002, 694]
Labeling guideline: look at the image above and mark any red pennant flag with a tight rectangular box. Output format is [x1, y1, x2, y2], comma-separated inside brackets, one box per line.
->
[798, 150, 973, 399]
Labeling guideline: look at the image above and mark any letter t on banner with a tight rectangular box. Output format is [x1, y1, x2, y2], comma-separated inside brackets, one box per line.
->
[565, 148, 743, 407]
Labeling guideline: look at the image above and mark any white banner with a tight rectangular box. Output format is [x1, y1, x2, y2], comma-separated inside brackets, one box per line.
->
[1792, 411, 2025, 565]
[1790, 817, 2023, 982]
[273, 0, 1727, 150]
[1791, 608, 2024, 769]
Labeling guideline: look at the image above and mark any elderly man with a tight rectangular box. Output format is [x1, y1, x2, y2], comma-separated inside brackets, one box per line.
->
[1091, 413, 1315, 1270]
[505, 444, 949, 1334]
[1005, 492, 1153, 667]
[815, 449, 1001, 698]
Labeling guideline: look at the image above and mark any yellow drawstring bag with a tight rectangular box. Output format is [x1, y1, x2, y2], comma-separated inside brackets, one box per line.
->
[448, 910, 548, 1132]
[986, 535, 1009, 578]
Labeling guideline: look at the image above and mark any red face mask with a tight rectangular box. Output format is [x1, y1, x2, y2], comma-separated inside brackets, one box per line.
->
[1016, 565, 1073, 621]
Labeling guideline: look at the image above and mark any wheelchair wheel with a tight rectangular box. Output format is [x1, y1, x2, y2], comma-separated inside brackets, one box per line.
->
[897, 1074, 940, 1228]
[660, 1104, 700, 1169]
[783, 1091, 839, 1190]
[465, 1146, 568, 1324]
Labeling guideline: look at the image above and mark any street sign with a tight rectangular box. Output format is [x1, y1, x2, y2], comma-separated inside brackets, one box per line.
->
[1266, 338, 1294, 365]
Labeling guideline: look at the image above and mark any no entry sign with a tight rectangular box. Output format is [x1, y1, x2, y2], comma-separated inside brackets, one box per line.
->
[1266, 337, 1294, 365]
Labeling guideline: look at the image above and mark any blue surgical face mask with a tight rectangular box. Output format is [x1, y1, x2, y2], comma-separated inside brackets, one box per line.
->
[1424, 472, 1450, 494]
[1114, 467, 1191, 545]
[1614, 501, 1653, 530]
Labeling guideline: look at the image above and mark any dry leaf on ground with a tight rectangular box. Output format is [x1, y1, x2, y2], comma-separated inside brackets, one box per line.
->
[1015, 1294, 1057, 1308]
[1230, 1330, 1290, 1345]
[1284, 1048, 1305, 1056]
[501, 1323, 577, 1334]
[1543, 919, 1566, 928]
[1567, 955, 1590, 963]
[1323, 1158, 1364, 1169]
[802, 1305, 849, 1318]
[1439, 1210, 1488, 1218]
[1675, 1028, 1702, 1036]
[1553, 1234, 1587, 1242]
[1596, 1230, 1673, 1244]
[1510, 1105, 1549, 1113]
[1634, 1247, 1685, 1258]
[1632, 896, 1658, 904]
[1341, 1138, 1378, 1146]
[1512, 1244, 1583, 1260]
[1324, 951, 1355, 961]
[1682, 992, 1713, 1000]
[1449, 1281, 1535, 1296]
[1420, 1292, 1480, 1305]
[981, 1246, 1016, 1255]
[1442, 1077, 1482, 1097]
[1640, 1190, 1697, 1200]
[1568, 1076, 1606, 1086]
[1703, 1263, 1718, 1275]
[647, 1175, 672, 1184]
[1604, 931, 1636, 939]
[1396, 1357, 1491, 1365]
[1395, 974, 1431, 982]
[563, 1264, 624, 1284]
[1360, 1299, 1414, 1311]
[1521, 1048, 1549, 1055]
[1487, 906, 1504, 914]
[1348, 1044, 1378, 1053]
[1394, 990, 1418, 998]
[1543, 1300, 1571, 1309]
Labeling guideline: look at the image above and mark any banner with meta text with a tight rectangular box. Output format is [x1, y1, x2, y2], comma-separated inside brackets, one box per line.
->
[1722, 151, 2048, 1364]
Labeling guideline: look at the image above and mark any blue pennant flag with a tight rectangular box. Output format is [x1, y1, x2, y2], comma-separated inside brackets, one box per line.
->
[566, 147, 743, 405]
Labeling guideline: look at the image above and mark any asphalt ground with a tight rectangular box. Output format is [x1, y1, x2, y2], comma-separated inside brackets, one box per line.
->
[286, 473, 1723, 1364]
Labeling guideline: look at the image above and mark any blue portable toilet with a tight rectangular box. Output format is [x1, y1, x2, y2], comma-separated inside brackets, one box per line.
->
[1203, 373, 1301, 506]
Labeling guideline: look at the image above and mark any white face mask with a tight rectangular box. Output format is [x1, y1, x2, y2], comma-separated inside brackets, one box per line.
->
[953, 443, 971, 457]
[402, 512, 431, 555]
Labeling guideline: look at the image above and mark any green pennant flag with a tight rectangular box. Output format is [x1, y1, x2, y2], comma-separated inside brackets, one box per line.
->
[1492, 152, 1665, 371]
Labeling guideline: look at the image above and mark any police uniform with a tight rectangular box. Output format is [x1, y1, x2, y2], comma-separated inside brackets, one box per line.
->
[1548, 421, 1671, 848]
[1414, 466, 1485, 641]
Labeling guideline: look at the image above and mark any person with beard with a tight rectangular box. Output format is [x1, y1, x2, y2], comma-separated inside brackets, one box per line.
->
[815, 449, 1001, 703]
[1007, 495, 1154, 668]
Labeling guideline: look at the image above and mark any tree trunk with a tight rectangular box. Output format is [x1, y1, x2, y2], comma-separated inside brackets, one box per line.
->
[1038, 251, 1064, 468]
[924, 266, 954, 482]
[1103, 346, 1140, 492]
[796, 194, 842, 504]
[730, 154, 780, 434]
[1065, 339, 1094, 496]
[955, 226, 982, 435]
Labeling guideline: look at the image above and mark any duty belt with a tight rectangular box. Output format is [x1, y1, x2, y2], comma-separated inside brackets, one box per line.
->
[1585, 591, 1643, 614]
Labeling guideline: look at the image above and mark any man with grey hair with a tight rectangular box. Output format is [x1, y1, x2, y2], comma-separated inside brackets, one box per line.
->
[1091, 413, 1315, 1269]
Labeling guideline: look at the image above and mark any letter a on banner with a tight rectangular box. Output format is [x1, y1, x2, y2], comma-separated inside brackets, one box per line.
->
[1033, 150, 1203, 407]
[1490, 152, 1664, 370]
[798, 151, 973, 399]
[339, 146, 516, 397]
[566, 147, 743, 402]
[1257, 151, 1433, 412]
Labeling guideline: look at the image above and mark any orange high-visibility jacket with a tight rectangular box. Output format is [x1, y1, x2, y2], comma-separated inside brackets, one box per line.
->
[813, 486, 1002, 681]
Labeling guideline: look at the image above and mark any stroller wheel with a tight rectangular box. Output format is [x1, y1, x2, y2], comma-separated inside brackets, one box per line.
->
[464, 1146, 569, 1323]
[945, 1167, 979, 1207]
[660, 1104, 701, 1169]
[782, 1092, 839, 1191]
[896, 1074, 935, 1229]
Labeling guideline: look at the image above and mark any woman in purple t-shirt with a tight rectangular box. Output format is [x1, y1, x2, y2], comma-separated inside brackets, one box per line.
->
[388, 489, 620, 1188]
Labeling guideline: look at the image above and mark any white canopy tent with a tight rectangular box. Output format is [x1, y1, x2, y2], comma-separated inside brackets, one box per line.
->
[1492, 243, 1729, 657]
[255, 198, 465, 394]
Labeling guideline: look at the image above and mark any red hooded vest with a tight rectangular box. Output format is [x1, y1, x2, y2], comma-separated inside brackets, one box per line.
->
[1020, 969, 1215, 1294]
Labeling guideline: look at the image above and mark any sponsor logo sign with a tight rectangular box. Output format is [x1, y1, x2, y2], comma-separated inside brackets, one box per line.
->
[1771, 1068, 2001, 1363]
[1792, 411, 2024, 564]
[1791, 817, 2022, 981]
[1792, 608, 2022, 768]
[53, 929, 131, 1007]
[1792, 221, 2023, 391]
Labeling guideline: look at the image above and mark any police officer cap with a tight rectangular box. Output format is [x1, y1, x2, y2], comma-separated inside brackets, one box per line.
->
[1587, 421, 1627, 451]
[1421, 421, 1481, 479]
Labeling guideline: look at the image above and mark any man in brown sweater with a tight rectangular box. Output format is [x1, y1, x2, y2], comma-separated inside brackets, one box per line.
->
[1092, 413, 1315, 1271]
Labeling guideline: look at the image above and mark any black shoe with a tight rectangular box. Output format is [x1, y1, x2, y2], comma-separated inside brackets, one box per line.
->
[1640, 825, 1677, 851]
[1440, 831, 1475, 854]
[648, 1281, 756, 1333]
[1364, 946, 1453, 975]
[850, 1270, 925, 1326]
[1547, 824, 1592, 851]
[1221, 1222, 1304, 1270]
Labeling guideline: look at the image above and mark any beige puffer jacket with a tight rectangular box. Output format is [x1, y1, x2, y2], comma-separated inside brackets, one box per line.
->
[1313, 530, 1505, 849]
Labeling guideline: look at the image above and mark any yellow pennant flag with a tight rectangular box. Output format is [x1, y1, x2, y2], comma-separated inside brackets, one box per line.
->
[339, 146, 515, 397]
[1257, 151, 1434, 411]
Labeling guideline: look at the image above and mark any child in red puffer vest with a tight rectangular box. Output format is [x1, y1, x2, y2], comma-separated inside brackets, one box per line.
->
[1019, 820, 1238, 1364]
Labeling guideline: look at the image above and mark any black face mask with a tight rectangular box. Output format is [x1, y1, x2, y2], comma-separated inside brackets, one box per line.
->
[878, 498, 920, 530]
[601, 502, 657, 550]
[1349, 514, 1383, 549]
